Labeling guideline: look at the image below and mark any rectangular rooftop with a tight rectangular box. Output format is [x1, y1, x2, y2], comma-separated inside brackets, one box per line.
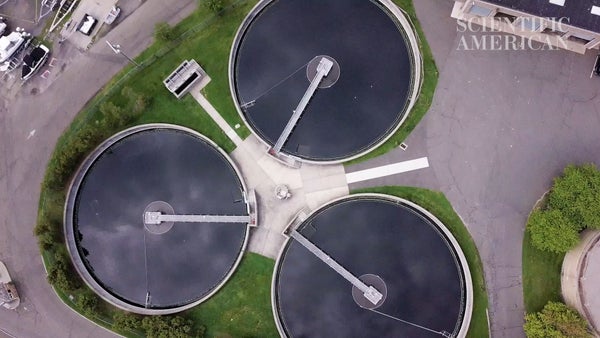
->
[482, 0, 600, 33]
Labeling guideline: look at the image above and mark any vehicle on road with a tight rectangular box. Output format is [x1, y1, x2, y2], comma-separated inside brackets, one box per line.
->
[592, 54, 600, 78]
[0, 17, 6, 36]
[0, 261, 20, 310]
[104, 6, 121, 25]
[21, 44, 50, 81]
[78, 14, 97, 36]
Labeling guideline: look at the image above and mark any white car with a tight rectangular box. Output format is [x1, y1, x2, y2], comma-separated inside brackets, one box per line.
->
[21, 44, 50, 81]
[104, 6, 121, 25]
[0, 31, 27, 63]
[78, 14, 98, 36]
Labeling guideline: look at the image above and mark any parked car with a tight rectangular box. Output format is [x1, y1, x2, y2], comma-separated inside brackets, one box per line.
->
[104, 6, 121, 25]
[0, 30, 29, 63]
[592, 54, 600, 78]
[21, 44, 50, 81]
[0, 17, 6, 36]
[0, 261, 20, 310]
[78, 14, 97, 36]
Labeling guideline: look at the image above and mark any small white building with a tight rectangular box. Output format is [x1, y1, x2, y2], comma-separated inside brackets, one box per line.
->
[163, 59, 205, 99]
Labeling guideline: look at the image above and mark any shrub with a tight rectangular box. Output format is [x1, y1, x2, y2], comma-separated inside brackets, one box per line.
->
[154, 22, 176, 43]
[141, 315, 195, 338]
[203, 0, 224, 14]
[99, 101, 126, 129]
[76, 291, 99, 316]
[527, 209, 580, 254]
[121, 86, 150, 116]
[47, 248, 81, 291]
[47, 261, 80, 291]
[112, 311, 142, 333]
[524, 301, 591, 338]
[549, 164, 600, 229]
[529, 164, 600, 253]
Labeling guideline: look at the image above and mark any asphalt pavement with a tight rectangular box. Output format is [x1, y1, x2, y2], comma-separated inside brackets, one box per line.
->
[1, 0, 599, 337]
[347, 1, 600, 337]
[0, 1, 196, 337]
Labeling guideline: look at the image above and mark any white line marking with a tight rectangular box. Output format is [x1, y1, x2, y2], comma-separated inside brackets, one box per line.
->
[346, 157, 429, 184]
[27, 129, 36, 139]
[0, 326, 17, 338]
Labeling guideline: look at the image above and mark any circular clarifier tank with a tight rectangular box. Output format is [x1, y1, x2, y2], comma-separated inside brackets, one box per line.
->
[64, 124, 252, 314]
[230, 0, 421, 163]
[273, 194, 473, 337]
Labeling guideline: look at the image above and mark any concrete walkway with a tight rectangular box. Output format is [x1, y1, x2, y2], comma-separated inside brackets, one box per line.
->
[192, 80, 350, 258]
[190, 77, 243, 146]
[346, 157, 429, 184]
[231, 136, 348, 258]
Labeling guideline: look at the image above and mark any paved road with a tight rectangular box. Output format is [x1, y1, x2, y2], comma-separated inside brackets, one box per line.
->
[1, 1, 598, 337]
[0, 1, 196, 337]
[348, 1, 600, 337]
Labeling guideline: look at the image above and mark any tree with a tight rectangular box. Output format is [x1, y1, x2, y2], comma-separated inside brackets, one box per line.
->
[528, 209, 580, 253]
[524, 301, 590, 338]
[154, 22, 176, 43]
[203, 0, 224, 14]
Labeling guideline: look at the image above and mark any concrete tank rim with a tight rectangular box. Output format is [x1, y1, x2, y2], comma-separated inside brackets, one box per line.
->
[561, 229, 600, 335]
[270, 193, 473, 338]
[63, 123, 252, 315]
[228, 0, 424, 165]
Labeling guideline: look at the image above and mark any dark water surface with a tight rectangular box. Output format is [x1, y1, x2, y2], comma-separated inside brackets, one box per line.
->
[234, 0, 413, 161]
[275, 197, 466, 337]
[73, 129, 248, 308]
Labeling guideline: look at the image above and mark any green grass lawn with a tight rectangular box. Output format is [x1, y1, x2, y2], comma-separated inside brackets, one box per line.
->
[346, 0, 439, 165]
[130, 0, 257, 139]
[522, 223, 565, 314]
[352, 186, 490, 338]
[185, 253, 278, 338]
[521, 194, 565, 314]
[37, 0, 446, 336]
[36, 1, 268, 335]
